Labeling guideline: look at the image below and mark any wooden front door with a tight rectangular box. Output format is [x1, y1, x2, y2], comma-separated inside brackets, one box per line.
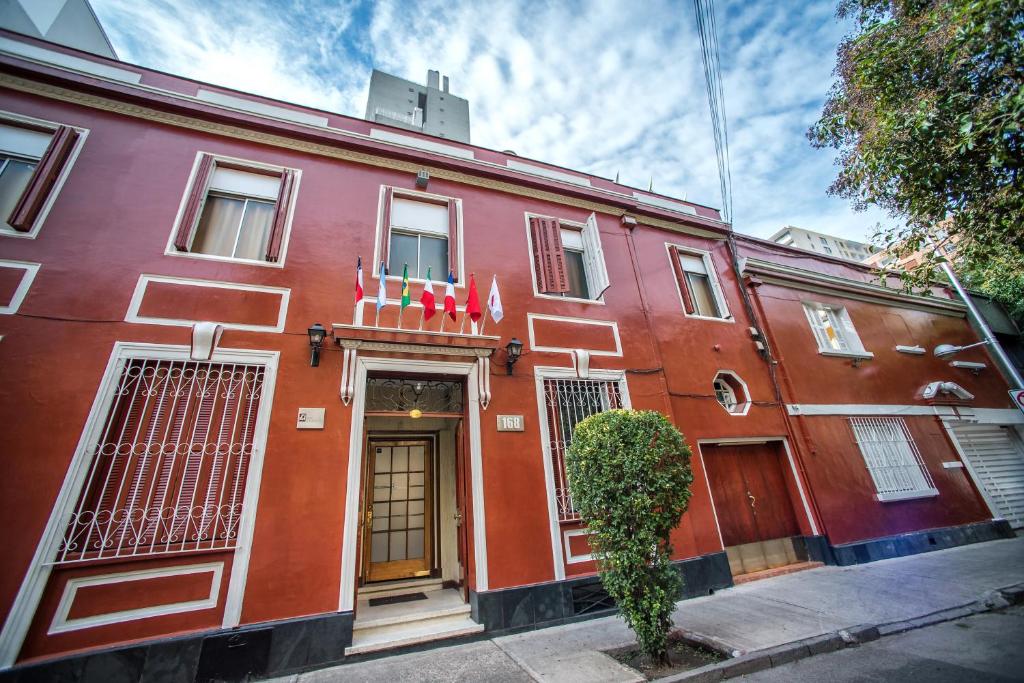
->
[704, 442, 800, 546]
[363, 438, 432, 582]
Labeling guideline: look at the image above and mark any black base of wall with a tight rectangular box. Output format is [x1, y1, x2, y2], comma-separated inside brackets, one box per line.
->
[471, 550, 734, 637]
[798, 519, 1015, 568]
[0, 610, 354, 683]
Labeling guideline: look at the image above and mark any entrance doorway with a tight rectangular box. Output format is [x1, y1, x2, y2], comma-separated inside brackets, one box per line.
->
[363, 437, 433, 582]
[703, 441, 804, 576]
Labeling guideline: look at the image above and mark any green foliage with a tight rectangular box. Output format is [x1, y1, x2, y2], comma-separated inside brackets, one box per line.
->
[809, 0, 1024, 303]
[565, 409, 694, 663]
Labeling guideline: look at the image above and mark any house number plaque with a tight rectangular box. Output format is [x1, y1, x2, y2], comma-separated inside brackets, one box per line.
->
[497, 415, 524, 432]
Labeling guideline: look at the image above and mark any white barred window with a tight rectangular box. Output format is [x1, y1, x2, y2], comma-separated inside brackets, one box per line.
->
[542, 378, 623, 521]
[57, 359, 266, 564]
[849, 417, 938, 501]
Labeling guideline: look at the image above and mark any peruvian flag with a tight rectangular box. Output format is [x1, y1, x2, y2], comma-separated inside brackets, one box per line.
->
[420, 267, 436, 320]
[465, 273, 482, 322]
[443, 271, 457, 321]
[354, 256, 364, 303]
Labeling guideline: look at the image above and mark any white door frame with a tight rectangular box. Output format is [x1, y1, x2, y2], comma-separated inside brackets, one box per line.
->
[0, 342, 279, 668]
[338, 356, 487, 612]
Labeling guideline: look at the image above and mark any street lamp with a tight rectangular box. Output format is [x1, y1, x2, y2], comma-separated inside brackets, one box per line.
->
[934, 340, 990, 358]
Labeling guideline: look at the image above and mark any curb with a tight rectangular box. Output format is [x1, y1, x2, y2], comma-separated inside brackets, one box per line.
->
[660, 583, 1024, 682]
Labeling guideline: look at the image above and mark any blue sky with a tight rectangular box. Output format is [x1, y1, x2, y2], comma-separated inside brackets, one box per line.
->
[90, 0, 892, 242]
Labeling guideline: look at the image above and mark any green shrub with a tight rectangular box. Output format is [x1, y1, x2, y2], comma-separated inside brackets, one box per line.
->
[565, 409, 693, 663]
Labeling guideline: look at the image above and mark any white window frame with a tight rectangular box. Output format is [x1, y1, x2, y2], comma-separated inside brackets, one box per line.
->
[712, 370, 751, 416]
[163, 151, 301, 269]
[372, 186, 464, 287]
[802, 301, 874, 359]
[849, 417, 938, 502]
[0, 110, 88, 240]
[524, 212, 610, 305]
[666, 243, 733, 322]
[0, 342, 279, 666]
[533, 366, 630, 580]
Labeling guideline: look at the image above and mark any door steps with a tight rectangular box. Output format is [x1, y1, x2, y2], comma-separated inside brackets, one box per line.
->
[346, 586, 482, 656]
[733, 560, 823, 585]
[358, 577, 444, 599]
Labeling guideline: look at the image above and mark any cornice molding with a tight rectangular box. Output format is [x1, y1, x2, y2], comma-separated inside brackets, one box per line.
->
[0, 71, 725, 240]
[743, 257, 966, 317]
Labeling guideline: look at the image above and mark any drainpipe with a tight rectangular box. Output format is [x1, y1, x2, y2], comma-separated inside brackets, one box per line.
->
[929, 246, 1023, 389]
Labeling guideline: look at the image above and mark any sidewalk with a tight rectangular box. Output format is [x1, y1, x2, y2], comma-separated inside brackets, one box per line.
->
[271, 536, 1024, 682]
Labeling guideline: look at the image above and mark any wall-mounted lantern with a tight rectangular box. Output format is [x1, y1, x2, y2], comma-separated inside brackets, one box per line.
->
[505, 337, 523, 375]
[308, 323, 327, 367]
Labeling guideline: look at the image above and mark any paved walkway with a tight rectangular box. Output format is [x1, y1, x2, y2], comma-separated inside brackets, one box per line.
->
[271, 536, 1024, 682]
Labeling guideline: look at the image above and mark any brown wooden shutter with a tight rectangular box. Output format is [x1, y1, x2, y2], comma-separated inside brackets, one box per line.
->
[447, 198, 459, 280]
[378, 187, 394, 273]
[530, 216, 569, 294]
[670, 248, 695, 314]
[8, 125, 80, 232]
[264, 169, 295, 262]
[173, 154, 215, 251]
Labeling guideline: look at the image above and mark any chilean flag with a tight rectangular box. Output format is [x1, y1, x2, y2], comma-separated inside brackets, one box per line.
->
[420, 267, 436, 320]
[354, 257, 364, 303]
[443, 271, 457, 321]
[465, 273, 482, 322]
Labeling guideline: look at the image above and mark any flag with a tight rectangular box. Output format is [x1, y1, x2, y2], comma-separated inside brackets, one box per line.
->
[354, 257, 363, 303]
[376, 261, 387, 312]
[465, 273, 482, 322]
[443, 271, 457, 321]
[487, 275, 503, 324]
[400, 263, 411, 311]
[420, 267, 436, 320]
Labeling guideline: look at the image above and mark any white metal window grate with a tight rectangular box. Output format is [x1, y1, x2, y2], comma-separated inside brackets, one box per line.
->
[55, 359, 265, 565]
[543, 378, 622, 521]
[849, 417, 936, 500]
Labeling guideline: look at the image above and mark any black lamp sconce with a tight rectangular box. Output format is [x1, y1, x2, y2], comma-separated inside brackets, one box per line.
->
[308, 323, 327, 367]
[505, 337, 523, 375]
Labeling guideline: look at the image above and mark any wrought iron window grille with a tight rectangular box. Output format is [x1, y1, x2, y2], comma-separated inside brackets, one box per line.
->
[364, 377, 464, 413]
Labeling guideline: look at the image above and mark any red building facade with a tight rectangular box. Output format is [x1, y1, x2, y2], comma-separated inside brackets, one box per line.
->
[0, 31, 1019, 681]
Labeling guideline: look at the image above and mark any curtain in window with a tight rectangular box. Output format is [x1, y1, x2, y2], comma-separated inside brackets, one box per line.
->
[234, 200, 276, 260]
[192, 195, 245, 257]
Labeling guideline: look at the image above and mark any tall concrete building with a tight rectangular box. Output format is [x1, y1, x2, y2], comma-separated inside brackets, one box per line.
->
[364, 69, 470, 143]
[769, 225, 875, 262]
[0, 0, 116, 58]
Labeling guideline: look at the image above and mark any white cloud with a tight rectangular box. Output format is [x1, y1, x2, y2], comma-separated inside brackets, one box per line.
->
[91, 0, 895, 244]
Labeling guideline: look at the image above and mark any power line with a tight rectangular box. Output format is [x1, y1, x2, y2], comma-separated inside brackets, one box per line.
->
[693, 0, 733, 223]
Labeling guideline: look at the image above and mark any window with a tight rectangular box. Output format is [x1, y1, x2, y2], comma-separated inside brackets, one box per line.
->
[56, 358, 267, 563]
[712, 371, 750, 415]
[669, 246, 730, 319]
[172, 154, 297, 264]
[379, 188, 459, 281]
[528, 213, 610, 301]
[849, 417, 938, 501]
[802, 301, 871, 357]
[542, 378, 623, 521]
[714, 378, 736, 411]
[0, 120, 80, 235]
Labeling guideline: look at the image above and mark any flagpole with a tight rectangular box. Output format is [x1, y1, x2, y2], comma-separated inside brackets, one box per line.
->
[478, 306, 490, 336]
[439, 313, 446, 334]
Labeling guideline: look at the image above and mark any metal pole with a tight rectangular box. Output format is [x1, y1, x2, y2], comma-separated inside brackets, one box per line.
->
[932, 252, 1023, 389]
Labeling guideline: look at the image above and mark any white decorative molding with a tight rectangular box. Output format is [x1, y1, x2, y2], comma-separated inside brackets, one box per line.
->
[742, 258, 967, 317]
[369, 128, 475, 159]
[896, 345, 926, 355]
[951, 361, 987, 371]
[563, 529, 595, 564]
[0, 343, 279, 666]
[125, 275, 290, 333]
[196, 89, 328, 126]
[0, 260, 40, 314]
[478, 357, 491, 409]
[533, 366, 631, 581]
[339, 347, 358, 405]
[506, 159, 591, 186]
[633, 192, 698, 216]
[48, 563, 223, 634]
[527, 313, 622, 357]
[339, 357, 488, 613]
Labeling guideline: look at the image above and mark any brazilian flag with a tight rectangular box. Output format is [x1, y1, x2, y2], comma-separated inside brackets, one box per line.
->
[400, 263, 411, 311]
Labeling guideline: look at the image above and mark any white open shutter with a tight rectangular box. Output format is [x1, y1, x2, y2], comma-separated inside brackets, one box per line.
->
[581, 213, 610, 298]
[837, 308, 862, 352]
[803, 303, 831, 350]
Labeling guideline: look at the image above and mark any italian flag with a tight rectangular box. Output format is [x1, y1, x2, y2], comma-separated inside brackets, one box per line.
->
[443, 271, 457, 321]
[420, 267, 436, 320]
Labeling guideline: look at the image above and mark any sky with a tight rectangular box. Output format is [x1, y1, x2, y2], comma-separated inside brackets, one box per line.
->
[90, 0, 894, 243]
